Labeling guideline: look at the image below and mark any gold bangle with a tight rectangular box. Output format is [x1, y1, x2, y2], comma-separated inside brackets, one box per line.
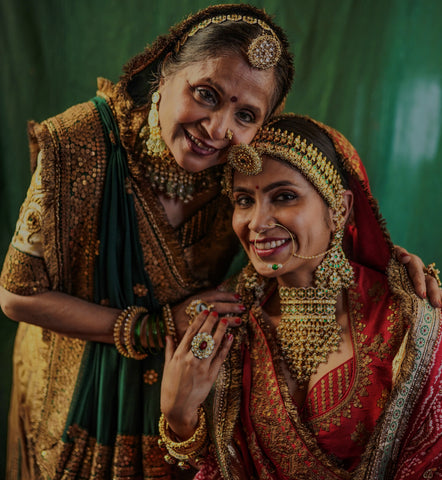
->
[162, 304, 177, 344]
[113, 308, 131, 358]
[123, 306, 148, 360]
[158, 406, 208, 465]
[113, 306, 148, 359]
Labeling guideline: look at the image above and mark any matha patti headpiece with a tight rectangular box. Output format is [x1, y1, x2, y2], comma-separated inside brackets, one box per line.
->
[175, 14, 282, 70]
[225, 122, 346, 212]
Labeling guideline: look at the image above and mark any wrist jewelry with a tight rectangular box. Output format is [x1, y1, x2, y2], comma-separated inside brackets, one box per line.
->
[158, 406, 208, 469]
[163, 304, 177, 344]
[113, 306, 148, 360]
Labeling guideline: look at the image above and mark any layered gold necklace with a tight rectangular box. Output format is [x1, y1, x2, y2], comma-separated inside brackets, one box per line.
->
[277, 285, 342, 387]
[139, 125, 222, 203]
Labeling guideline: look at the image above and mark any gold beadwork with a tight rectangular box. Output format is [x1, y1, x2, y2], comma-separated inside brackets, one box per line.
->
[227, 144, 262, 176]
[146, 91, 168, 158]
[277, 225, 354, 385]
[176, 15, 282, 71]
[158, 406, 208, 467]
[278, 286, 342, 386]
[225, 128, 233, 141]
[247, 33, 282, 69]
[225, 125, 346, 211]
[139, 127, 222, 203]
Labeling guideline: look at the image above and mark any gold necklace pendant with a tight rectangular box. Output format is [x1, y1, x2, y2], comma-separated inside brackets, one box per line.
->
[277, 286, 342, 386]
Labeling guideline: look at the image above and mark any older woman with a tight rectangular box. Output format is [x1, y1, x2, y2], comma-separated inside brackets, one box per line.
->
[160, 115, 442, 479]
[0, 5, 294, 479]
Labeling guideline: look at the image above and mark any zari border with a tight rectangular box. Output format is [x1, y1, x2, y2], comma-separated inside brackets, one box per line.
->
[354, 259, 441, 478]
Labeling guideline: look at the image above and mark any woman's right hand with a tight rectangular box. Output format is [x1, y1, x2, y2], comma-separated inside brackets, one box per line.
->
[172, 289, 245, 340]
[160, 309, 234, 439]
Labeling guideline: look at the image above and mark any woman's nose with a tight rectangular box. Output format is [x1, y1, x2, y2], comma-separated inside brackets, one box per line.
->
[248, 204, 274, 233]
[201, 111, 230, 141]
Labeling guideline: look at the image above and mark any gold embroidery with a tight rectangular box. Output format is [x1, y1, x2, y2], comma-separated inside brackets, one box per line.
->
[11, 156, 45, 257]
[55, 426, 173, 479]
[133, 283, 149, 297]
[350, 421, 371, 447]
[368, 280, 385, 303]
[144, 369, 159, 385]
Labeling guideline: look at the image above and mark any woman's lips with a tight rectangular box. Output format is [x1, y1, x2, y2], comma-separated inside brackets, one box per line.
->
[251, 238, 290, 258]
[185, 130, 218, 156]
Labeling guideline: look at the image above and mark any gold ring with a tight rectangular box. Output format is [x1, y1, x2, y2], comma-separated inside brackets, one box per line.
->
[185, 299, 214, 322]
[424, 262, 441, 287]
[190, 332, 215, 359]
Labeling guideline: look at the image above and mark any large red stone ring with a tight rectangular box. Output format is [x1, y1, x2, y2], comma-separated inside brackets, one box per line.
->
[190, 332, 216, 359]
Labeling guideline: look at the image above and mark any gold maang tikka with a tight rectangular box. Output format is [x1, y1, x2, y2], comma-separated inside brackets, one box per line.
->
[175, 14, 282, 70]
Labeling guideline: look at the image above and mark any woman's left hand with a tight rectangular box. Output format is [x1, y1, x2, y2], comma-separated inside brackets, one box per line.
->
[395, 245, 442, 308]
[160, 309, 234, 439]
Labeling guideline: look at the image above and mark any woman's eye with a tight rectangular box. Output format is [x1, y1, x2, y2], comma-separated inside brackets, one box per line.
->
[234, 195, 253, 207]
[236, 110, 255, 124]
[195, 87, 217, 105]
[275, 191, 297, 202]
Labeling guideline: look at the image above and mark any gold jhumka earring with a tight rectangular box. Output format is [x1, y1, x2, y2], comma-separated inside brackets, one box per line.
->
[146, 91, 167, 158]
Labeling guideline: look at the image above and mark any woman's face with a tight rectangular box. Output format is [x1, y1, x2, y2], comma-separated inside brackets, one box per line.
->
[232, 156, 336, 287]
[158, 55, 276, 173]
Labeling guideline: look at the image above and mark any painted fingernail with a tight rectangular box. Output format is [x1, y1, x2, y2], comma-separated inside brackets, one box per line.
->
[235, 317, 242, 324]
[399, 252, 409, 258]
[228, 333, 234, 341]
[221, 318, 228, 325]
[239, 305, 246, 311]
[234, 293, 241, 300]
[203, 309, 209, 315]
[422, 292, 427, 299]
[211, 311, 219, 318]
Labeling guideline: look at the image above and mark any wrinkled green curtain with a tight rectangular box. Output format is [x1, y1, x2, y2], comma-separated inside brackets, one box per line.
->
[1, 0, 441, 471]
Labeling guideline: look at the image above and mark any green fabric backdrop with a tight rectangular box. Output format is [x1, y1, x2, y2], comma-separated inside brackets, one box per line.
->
[1, 0, 441, 472]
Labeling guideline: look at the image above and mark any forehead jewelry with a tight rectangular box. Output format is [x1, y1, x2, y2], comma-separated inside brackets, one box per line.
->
[176, 14, 282, 70]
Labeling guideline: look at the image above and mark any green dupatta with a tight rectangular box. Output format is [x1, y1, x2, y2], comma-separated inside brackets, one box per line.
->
[56, 97, 165, 477]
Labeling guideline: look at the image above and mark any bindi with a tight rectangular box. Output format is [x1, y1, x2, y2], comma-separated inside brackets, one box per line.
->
[255, 185, 260, 189]
[230, 96, 238, 103]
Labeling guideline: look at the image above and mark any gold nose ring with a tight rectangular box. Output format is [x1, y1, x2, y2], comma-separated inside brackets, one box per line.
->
[225, 128, 233, 141]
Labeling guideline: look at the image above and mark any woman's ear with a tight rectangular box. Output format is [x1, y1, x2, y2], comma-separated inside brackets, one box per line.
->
[329, 190, 354, 233]
[342, 190, 354, 224]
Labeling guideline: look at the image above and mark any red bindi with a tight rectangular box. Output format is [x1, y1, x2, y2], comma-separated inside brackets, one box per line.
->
[230, 96, 238, 103]
[255, 185, 260, 189]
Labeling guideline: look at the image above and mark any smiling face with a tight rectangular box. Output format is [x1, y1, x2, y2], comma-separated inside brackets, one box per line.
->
[157, 55, 276, 173]
[232, 156, 337, 287]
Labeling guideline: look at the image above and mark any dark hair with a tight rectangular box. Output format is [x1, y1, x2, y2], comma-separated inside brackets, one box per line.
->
[158, 21, 293, 118]
[269, 116, 349, 189]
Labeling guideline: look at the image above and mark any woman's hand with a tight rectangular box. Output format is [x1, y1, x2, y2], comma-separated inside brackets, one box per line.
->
[172, 289, 244, 340]
[396, 246, 442, 308]
[160, 309, 234, 439]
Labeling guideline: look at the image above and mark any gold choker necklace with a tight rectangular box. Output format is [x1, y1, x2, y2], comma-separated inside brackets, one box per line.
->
[139, 126, 221, 203]
[277, 286, 342, 387]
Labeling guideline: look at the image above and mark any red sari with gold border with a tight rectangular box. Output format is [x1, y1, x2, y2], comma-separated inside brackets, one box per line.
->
[196, 116, 442, 479]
